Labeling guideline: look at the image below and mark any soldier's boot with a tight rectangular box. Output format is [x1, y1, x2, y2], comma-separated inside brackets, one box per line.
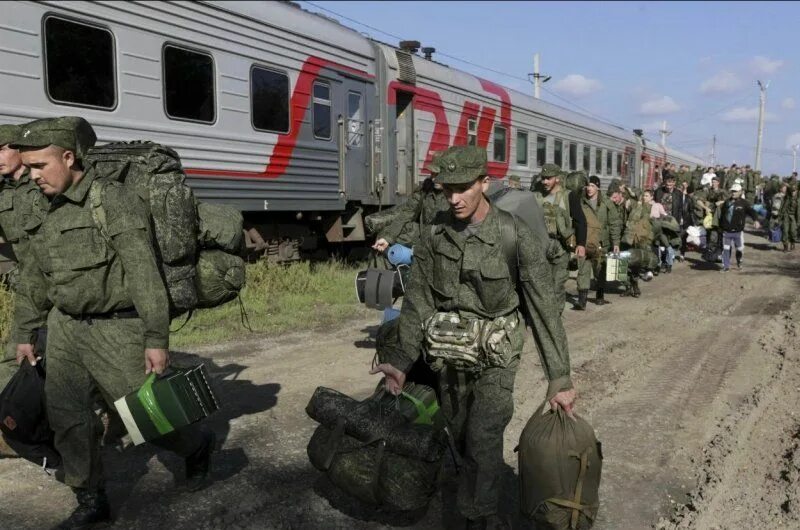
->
[792, 242, 796, 251]
[465, 515, 510, 530]
[620, 283, 634, 297]
[573, 290, 588, 311]
[185, 429, 216, 492]
[631, 278, 641, 298]
[57, 488, 111, 529]
[783, 242, 789, 252]
[594, 289, 611, 306]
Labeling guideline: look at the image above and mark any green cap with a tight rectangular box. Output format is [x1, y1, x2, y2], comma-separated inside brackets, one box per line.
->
[431, 146, 488, 184]
[508, 174, 521, 183]
[0, 124, 21, 147]
[540, 163, 562, 178]
[11, 116, 97, 160]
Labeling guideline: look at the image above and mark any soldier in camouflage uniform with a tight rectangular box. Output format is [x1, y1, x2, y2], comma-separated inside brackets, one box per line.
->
[0, 124, 46, 391]
[11, 117, 214, 528]
[531, 164, 585, 314]
[574, 176, 621, 309]
[371, 146, 575, 530]
[779, 186, 798, 251]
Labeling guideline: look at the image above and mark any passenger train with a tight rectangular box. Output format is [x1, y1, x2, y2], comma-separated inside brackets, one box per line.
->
[0, 1, 704, 259]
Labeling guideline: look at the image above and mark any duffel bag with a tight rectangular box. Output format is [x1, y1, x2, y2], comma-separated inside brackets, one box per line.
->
[517, 402, 603, 530]
[306, 386, 446, 511]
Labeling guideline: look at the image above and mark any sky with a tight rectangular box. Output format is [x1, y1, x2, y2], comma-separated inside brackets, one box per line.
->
[299, 1, 800, 175]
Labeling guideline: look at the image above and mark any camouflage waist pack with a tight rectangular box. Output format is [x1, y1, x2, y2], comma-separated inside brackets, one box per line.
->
[422, 311, 520, 371]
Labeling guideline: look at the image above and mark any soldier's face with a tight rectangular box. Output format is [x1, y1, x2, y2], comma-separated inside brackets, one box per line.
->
[21, 145, 77, 197]
[542, 176, 558, 192]
[443, 176, 489, 221]
[0, 144, 23, 176]
[643, 191, 653, 204]
[666, 179, 675, 191]
[585, 183, 598, 198]
[611, 191, 624, 204]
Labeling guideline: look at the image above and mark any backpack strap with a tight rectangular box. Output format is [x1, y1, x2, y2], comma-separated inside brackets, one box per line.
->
[87, 180, 111, 242]
[497, 209, 519, 289]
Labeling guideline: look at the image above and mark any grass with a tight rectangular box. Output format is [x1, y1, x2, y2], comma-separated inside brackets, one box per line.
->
[169, 259, 370, 349]
[0, 260, 372, 350]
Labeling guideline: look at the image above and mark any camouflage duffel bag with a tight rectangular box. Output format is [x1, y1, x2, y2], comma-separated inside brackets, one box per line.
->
[306, 386, 446, 511]
[196, 201, 244, 254]
[626, 248, 659, 270]
[517, 402, 603, 530]
[194, 249, 246, 308]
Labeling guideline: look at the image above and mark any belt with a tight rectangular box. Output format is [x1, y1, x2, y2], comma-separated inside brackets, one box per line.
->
[66, 308, 139, 323]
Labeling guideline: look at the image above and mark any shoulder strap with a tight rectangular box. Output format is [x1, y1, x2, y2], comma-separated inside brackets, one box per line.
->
[88, 180, 111, 242]
[497, 209, 519, 289]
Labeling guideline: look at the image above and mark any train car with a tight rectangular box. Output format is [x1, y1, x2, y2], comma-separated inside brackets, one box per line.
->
[0, 0, 707, 261]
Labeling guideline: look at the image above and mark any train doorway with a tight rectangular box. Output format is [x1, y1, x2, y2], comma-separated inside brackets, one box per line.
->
[394, 91, 415, 196]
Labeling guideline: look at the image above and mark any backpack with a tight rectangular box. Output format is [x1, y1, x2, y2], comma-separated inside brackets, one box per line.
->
[517, 401, 602, 530]
[0, 359, 61, 470]
[306, 386, 446, 511]
[84, 141, 245, 317]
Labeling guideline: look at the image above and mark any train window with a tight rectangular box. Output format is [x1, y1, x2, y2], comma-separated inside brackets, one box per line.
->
[313, 81, 331, 140]
[44, 16, 116, 110]
[493, 125, 507, 162]
[617, 152, 623, 177]
[569, 143, 577, 171]
[536, 135, 546, 167]
[516, 130, 528, 165]
[347, 91, 363, 147]
[554, 139, 563, 167]
[583, 145, 590, 172]
[468, 119, 478, 146]
[251, 66, 289, 133]
[595, 148, 602, 174]
[606, 150, 612, 175]
[164, 45, 215, 123]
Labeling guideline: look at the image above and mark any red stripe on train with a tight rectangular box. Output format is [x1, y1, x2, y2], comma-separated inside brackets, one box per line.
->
[185, 56, 373, 179]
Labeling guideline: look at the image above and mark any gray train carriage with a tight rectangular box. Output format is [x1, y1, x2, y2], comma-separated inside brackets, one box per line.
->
[1, 0, 383, 260]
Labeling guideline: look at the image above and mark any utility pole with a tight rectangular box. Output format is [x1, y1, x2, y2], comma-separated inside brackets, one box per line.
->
[659, 120, 672, 147]
[755, 80, 769, 171]
[710, 134, 716, 165]
[793, 144, 799, 173]
[528, 53, 551, 99]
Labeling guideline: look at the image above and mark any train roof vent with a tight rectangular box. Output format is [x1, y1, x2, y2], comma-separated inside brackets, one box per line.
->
[395, 49, 416, 85]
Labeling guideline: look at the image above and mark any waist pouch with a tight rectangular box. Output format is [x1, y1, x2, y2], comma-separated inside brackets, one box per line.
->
[422, 311, 519, 371]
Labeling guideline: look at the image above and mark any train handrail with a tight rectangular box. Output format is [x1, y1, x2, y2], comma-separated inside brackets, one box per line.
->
[338, 115, 346, 196]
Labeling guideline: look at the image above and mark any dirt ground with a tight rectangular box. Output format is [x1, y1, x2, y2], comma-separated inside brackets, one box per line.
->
[2, 230, 800, 530]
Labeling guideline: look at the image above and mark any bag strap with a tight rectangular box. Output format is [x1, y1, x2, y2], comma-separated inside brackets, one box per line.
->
[88, 180, 111, 242]
[321, 417, 347, 470]
[544, 447, 596, 529]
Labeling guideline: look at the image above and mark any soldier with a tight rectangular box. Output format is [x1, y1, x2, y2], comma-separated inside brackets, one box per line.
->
[506, 174, 522, 189]
[574, 175, 621, 309]
[0, 124, 45, 390]
[371, 146, 575, 529]
[779, 186, 798, 252]
[11, 117, 214, 528]
[532, 164, 587, 314]
[744, 165, 757, 203]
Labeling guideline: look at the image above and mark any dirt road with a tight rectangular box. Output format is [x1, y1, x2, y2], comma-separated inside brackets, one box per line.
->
[2, 232, 800, 530]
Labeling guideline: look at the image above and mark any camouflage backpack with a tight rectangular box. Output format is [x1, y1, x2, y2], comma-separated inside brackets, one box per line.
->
[85, 141, 244, 317]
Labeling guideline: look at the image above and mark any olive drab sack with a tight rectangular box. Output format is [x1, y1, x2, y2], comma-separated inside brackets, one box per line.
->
[305, 386, 446, 511]
[197, 202, 244, 254]
[84, 141, 199, 316]
[194, 250, 246, 308]
[517, 402, 602, 530]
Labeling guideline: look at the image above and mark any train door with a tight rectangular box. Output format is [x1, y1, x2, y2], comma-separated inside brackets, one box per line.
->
[340, 79, 369, 200]
[394, 91, 414, 196]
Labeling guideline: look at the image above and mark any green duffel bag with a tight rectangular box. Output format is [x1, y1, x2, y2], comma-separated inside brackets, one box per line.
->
[627, 248, 659, 271]
[306, 386, 446, 511]
[655, 215, 681, 236]
[196, 201, 244, 254]
[194, 249, 245, 308]
[517, 401, 603, 530]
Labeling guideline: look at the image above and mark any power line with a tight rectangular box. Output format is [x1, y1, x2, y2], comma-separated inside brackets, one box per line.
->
[301, 0, 628, 129]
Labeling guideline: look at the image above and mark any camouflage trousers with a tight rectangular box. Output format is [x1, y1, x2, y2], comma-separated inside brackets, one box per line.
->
[548, 251, 569, 315]
[437, 357, 519, 520]
[45, 307, 204, 490]
[576, 252, 606, 292]
[781, 217, 797, 244]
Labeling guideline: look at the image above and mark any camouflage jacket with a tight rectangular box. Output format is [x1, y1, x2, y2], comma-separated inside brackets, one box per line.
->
[580, 192, 622, 249]
[0, 169, 45, 248]
[378, 187, 450, 248]
[13, 168, 170, 348]
[394, 205, 572, 395]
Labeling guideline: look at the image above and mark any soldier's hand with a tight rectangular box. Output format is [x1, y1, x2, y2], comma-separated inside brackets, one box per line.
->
[754, 221, 761, 230]
[372, 238, 390, 253]
[549, 388, 577, 420]
[15, 343, 38, 366]
[145, 348, 170, 375]
[575, 245, 586, 258]
[369, 363, 406, 396]
[613, 245, 620, 254]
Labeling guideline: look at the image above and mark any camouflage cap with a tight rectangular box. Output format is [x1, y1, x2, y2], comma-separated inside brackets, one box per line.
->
[426, 150, 444, 174]
[431, 145, 488, 185]
[607, 178, 622, 195]
[11, 116, 97, 160]
[540, 163, 562, 178]
[0, 124, 21, 147]
[508, 174, 521, 183]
